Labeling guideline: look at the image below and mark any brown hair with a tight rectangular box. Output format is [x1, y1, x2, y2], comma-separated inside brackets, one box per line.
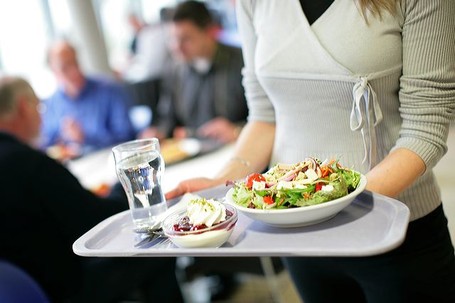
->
[357, 0, 400, 19]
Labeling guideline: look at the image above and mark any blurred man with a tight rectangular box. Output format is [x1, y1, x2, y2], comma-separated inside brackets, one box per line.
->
[140, 0, 248, 144]
[0, 76, 183, 302]
[41, 40, 135, 158]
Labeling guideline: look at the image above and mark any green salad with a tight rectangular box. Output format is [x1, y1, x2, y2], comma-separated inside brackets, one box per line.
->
[231, 157, 361, 209]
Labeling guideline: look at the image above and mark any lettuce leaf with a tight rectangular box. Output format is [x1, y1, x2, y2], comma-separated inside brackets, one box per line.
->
[232, 184, 254, 207]
[339, 169, 361, 192]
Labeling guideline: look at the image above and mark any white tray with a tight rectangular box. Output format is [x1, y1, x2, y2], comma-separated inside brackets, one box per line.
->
[73, 187, 410, 257]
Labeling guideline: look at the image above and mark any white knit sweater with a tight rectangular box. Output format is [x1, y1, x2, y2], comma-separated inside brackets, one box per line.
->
[236, 0, 455, 220]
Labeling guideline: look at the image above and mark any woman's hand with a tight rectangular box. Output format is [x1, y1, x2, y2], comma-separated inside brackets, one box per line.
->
[165, 177, 223, 200]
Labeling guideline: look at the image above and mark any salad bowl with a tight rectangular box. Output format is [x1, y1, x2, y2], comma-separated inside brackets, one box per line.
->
[225, 174, 367, 228]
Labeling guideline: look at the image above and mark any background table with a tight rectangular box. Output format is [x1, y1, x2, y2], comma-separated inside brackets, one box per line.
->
[67, 141, 235, 192]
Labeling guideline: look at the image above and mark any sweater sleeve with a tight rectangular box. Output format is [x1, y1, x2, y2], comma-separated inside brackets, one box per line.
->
[393, 0, 455, 169]
[236, 0, 276, 123]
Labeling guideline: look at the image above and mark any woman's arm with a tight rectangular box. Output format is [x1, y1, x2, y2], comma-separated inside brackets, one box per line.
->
[366, 0, 455, 197]
[165, 121, 275, 199]
[214, 120, 275, 182]
[365, 148, 425, 197]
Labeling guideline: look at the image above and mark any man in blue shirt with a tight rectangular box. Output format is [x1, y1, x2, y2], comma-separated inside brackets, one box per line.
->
[41, 40, 135, 157]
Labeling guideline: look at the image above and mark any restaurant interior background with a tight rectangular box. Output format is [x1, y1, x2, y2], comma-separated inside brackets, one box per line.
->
[0, 1, 303, 302]
[1, 0, 454, 302]
[0, 0, 238, 100]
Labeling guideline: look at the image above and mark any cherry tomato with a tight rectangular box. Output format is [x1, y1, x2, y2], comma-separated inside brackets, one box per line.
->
[263, 196, 274, 205]
[315, 182, 323, 192]
[245, 173, 266, 189]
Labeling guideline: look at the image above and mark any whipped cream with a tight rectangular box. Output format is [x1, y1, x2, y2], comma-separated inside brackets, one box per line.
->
[186, 198, 226, 227]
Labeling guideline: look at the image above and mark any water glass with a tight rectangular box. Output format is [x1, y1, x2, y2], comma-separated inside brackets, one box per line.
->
[112, 138, 167, 233]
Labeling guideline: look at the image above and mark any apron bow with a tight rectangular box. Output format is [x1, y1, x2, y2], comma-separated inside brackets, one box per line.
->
[350, 77, 383, 168]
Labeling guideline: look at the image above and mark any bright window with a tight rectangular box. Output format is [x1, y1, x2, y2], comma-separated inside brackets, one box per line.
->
[0, 0, 237, 98]
[0, 0, 54, 98]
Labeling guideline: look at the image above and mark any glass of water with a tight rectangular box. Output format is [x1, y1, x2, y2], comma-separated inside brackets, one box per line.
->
[112, 138, 167, 233]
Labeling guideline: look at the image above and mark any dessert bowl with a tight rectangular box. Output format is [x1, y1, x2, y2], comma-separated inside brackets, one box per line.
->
[162, 202, 237, 248]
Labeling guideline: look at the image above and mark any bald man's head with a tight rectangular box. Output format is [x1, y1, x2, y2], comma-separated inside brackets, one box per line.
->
[0, 76, 42, 144]
[47, 40, 86, 97]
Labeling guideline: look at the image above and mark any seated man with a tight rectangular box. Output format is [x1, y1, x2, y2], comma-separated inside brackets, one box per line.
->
[140, 0, 248, 144]
[0, 76, 183, 303]
[41, 40, 135, 158]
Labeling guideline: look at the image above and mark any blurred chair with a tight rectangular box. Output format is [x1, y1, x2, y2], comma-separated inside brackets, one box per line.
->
[0, 260, 50, 303]
[126, 78, 161, 117]
[126, 78, 160, 134]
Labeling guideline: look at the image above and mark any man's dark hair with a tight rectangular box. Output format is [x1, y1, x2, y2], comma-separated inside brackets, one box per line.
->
[172, 0, 213, 29]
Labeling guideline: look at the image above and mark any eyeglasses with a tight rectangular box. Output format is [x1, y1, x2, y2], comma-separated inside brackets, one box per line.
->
[36, 101, 46, 114]
[29, 97, 46, 114]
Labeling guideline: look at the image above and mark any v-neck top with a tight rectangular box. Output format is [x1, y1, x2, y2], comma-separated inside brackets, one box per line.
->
[299, 0, 335, 24]
[236, 0, 455, 221]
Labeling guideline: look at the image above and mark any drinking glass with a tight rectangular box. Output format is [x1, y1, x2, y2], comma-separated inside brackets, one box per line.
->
[112, 138, 167, 233]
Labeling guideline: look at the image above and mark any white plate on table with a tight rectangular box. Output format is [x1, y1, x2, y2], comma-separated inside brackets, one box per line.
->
[225, 174, 367, 228]
[161, 138, 201, 164]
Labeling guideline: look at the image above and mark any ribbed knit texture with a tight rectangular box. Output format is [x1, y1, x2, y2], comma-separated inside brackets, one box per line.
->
[237, 0, 455, 221]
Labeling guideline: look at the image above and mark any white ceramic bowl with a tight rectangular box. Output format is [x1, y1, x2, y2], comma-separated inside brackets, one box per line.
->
[162, 203, 238, 248]
[225, 174, 367, 228]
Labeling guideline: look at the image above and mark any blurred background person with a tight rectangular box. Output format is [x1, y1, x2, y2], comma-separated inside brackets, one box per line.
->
[139, 0, 248, 144]
[41, 40, 135, 160]
[120, 10, 175, 135]
[121, 11, 172, 84]
[127, 12, 145, 56]
[0, 75, 183, 303]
